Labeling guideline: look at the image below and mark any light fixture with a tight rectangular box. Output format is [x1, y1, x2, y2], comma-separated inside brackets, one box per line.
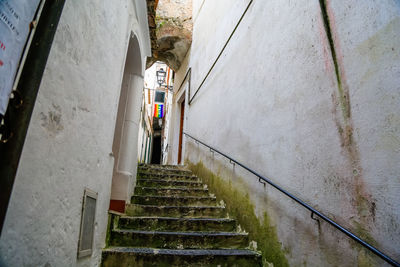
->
[156, 68, 167, 86]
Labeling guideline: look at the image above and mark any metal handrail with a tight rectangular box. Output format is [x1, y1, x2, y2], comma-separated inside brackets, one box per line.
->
[183, 132, 400, 267]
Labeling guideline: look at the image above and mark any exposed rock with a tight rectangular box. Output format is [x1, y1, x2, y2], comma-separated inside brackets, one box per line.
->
[146, 0, 192, 71]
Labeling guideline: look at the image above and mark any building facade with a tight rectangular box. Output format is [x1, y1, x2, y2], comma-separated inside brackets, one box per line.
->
[0, 0, 151, 266]
[167, 0, 400, 266]
[139, 61, 174, 165]
[0, 0, 399, 266]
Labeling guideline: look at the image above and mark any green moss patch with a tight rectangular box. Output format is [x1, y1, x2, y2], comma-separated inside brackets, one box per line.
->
[188, 162, 289, 267]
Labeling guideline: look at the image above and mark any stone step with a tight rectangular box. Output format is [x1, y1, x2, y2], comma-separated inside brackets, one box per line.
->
[126, 204, 226, 218]
[131, 195, 217, 206]
[138, 168, 192, 175]
[137, 173, 199, 181]
[118, 216, 237, 232]
[139, 163, 180, 168]
[138, 165, 190, 172]
[136, 179, 204, 188]
[109, 229, 249, 249]
[101, 247, 263, 267]
[134, 186, 210, 197]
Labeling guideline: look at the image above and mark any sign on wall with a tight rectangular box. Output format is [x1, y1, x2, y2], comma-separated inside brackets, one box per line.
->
[0, 0, 41, 115]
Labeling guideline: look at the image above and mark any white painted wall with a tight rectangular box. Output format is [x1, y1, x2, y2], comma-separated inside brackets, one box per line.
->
[167, 49, 190, 165]
[138, 64, 156, 165]
[0, 0, 150, 266]
[170, 0, 400, 265]
[192, 0, 205, 23]
[162, 88, 174, 164]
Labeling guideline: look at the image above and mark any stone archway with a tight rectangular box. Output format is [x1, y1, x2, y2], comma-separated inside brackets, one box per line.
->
[109, 33, 144, 212]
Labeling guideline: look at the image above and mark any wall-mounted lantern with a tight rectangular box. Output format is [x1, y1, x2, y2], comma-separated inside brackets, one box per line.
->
[156, 68, 166, 86]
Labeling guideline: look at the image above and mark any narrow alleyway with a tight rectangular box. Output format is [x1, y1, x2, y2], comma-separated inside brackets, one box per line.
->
[1, 0, 399, 266]
[101, 164, 262, 266]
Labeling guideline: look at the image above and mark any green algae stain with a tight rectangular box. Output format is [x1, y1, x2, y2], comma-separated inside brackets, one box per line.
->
[357, 249, 377, 267]
[352, 221, 377, 248]
[188, 161, 289, 267]
[105, 213, 120, 248]
[105, 213, 112, 248]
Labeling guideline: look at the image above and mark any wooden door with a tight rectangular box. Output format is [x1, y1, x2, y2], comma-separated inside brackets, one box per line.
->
[178, 100, 185, 164]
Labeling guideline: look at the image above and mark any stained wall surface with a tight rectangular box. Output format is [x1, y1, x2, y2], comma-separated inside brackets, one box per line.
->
[170, 0, 400, 265]
[0, 0, 150, 266]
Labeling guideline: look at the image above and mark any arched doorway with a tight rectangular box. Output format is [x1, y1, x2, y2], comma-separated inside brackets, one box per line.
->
[109, 33, 144, 213]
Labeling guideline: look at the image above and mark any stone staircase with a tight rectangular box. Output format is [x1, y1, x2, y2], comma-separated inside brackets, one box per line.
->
[101, 164, 262, 266]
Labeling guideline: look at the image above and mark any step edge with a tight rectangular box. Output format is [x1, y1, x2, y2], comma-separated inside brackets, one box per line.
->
[112, 229, 248, 236]
[120, 216, 235, 222]
[135, 186, 208, 191]
[137, 179, 202, 183]
[131, 195, 216, 200]
[128, 204, 224, 209]
[103, 247, 261, 256]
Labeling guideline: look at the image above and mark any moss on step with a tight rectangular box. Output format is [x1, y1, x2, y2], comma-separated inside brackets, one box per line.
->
[101, 248, 262, 267]
[137, 173, 199, 181]
[131, 195, 217, 206]
[125, 204, 226, 218]
[105, 213, 112, 247]
[118, 216, 237, 232]
[136, 179, 203, 188]
[105, 212, 121, 248]
[188, 161, 289, 267]
[109, 230, 249, 249]
[134, 186, 209, 197]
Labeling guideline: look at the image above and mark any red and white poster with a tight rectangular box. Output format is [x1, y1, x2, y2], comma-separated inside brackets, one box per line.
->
[0, 0, 41, 114]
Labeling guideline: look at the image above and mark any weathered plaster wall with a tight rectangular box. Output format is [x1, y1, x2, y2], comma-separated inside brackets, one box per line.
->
[325, 2, 400, 257]
[192, 0, 205, 23]
[0, 0, 150, 266]
[171, 0, 400, 265]
[167, 48, 190, 165]
[189, 0, 249, 96]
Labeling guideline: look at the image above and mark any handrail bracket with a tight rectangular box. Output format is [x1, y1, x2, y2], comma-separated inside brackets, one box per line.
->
[258, 178, 266, 188]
